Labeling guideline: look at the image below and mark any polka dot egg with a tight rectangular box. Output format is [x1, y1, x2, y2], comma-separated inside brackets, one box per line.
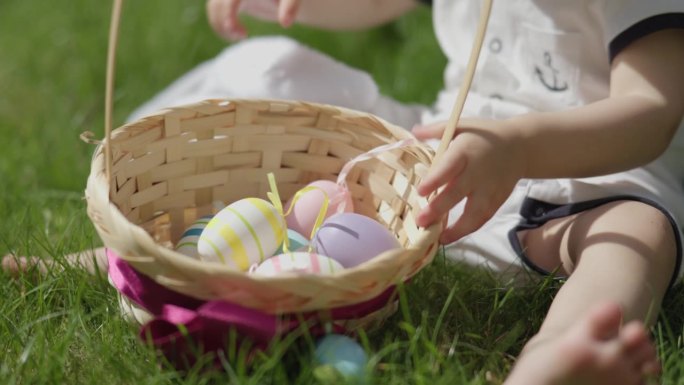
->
[174, 215, 213, 258]
[197, 198, 286, 271]
[252, 251, 344, 276]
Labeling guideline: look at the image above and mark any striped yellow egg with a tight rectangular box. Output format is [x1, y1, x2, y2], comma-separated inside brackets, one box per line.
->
[174, 215, 213, 258]
[252, 252, 344, 276]
[197, 198, 286, 270]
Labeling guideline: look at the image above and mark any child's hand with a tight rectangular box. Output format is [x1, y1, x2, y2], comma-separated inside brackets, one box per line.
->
[413, 118, 527, 244]
[207, 0, 300, 41]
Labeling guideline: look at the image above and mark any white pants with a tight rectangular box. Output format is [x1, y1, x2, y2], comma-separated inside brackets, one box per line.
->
[129, 36, 424, 130]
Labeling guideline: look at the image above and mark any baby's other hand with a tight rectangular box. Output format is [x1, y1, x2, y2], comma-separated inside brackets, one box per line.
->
[413, 118, 527, 244]
[207, 0, 301, 41]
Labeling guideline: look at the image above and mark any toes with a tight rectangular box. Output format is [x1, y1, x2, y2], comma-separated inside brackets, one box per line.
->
[585, 302, 624, 340]
[641, 359, 661, 377]
[621, 322, 650, 353]
[2, 255, 48, 277]
[629, 345, 659, 378]
[2, 255, 25, 276]
[620, 322, 660, 376]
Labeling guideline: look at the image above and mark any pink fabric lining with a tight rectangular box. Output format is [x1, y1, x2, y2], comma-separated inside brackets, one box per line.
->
[107, 249, 395, 367]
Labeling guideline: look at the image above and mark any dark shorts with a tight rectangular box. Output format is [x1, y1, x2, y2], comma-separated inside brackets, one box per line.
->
[508, 195, 683, 289]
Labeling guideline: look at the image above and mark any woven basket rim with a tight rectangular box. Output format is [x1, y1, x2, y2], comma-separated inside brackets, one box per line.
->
[86, 98, 442, 292]
[90, 0, 492, 313]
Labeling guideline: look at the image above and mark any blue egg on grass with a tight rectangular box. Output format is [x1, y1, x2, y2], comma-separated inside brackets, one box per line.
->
[315, 334, 368, 380]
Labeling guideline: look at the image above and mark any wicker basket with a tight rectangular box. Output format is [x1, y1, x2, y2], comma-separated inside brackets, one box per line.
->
[86, 98, 441, 314]
[86, 3, 493, 358]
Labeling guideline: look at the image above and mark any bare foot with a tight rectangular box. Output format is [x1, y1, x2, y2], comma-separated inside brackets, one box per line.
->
[2, 247, 108, 277]
[504, 302, 659, 385]
[2, 255, 50, 277]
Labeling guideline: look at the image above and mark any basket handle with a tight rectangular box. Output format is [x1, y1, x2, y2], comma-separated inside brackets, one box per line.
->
[102, 0, 493, 182]
[432, 0, 493, 164]
[104, 0, 123, 183]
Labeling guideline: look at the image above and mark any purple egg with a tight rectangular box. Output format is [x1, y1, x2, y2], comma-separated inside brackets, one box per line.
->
[311, 213, 401, 268]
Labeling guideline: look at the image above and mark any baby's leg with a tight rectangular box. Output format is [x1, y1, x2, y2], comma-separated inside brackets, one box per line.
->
[2, 247, 108, 277]
[505, 200, 677, 384]
[526, 200, 676, 336]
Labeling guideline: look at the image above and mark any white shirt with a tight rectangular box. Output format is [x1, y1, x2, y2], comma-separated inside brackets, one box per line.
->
[428, 0, 684, 182]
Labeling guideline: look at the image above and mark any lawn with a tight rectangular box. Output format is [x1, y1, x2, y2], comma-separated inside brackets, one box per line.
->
[2, 1, 684, 384]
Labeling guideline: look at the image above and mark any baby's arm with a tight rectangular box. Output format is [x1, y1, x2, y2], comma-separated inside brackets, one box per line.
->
[415, 29, 684, 243]
[511, 29, 684, 179]
[207, 0, 419, 41]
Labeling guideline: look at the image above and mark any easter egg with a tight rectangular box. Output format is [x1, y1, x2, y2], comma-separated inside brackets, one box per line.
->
[312, 213, 401, 268]
[197, 197, 286, 270]
[252, 251, 344, 276]
[314, 334, 368, 380]
[285, 180, 353, 237]
[174, 215, 213, 258]
[274, 228, 310, 255]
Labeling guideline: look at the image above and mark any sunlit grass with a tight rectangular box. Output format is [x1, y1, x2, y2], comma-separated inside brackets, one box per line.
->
[1, 1, 683, 384]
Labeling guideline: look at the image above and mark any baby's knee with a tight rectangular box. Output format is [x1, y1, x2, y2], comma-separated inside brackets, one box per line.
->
[613, 200, 676, 251]
[585, 200, 678, 276]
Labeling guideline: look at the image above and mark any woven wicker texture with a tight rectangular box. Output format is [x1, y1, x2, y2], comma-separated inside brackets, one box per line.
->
[89, 0, 494, 317]
[86, 99, 442, 314]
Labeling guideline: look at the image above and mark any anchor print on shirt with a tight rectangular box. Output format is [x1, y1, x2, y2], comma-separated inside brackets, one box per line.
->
[534, 51, 568, 92]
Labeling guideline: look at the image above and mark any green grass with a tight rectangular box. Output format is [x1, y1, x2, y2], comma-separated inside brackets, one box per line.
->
[2, 0, 684, 384]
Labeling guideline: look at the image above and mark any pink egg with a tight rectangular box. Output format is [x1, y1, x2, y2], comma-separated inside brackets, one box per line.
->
[285, 180, 353, 236]
[252, 251, 344, 276]
[311, 213, 401, 268]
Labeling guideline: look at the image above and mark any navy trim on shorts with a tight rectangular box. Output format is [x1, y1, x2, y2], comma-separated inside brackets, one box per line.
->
[507, 195, 683, 290]
[609, 13, 684, 62]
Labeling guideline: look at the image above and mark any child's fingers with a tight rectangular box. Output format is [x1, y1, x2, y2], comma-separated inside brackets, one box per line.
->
[412, 121, 447, 140]
[439, 196, 494, 243]
[277, 0, 300, 27]
[416, 179, 467, 228]
[413, 118, 486, 140]
[417, 143, 467, 197]
[206, 0, 223, 35]
[207, 0, 247, 41]
[224, 0, 248, 40]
